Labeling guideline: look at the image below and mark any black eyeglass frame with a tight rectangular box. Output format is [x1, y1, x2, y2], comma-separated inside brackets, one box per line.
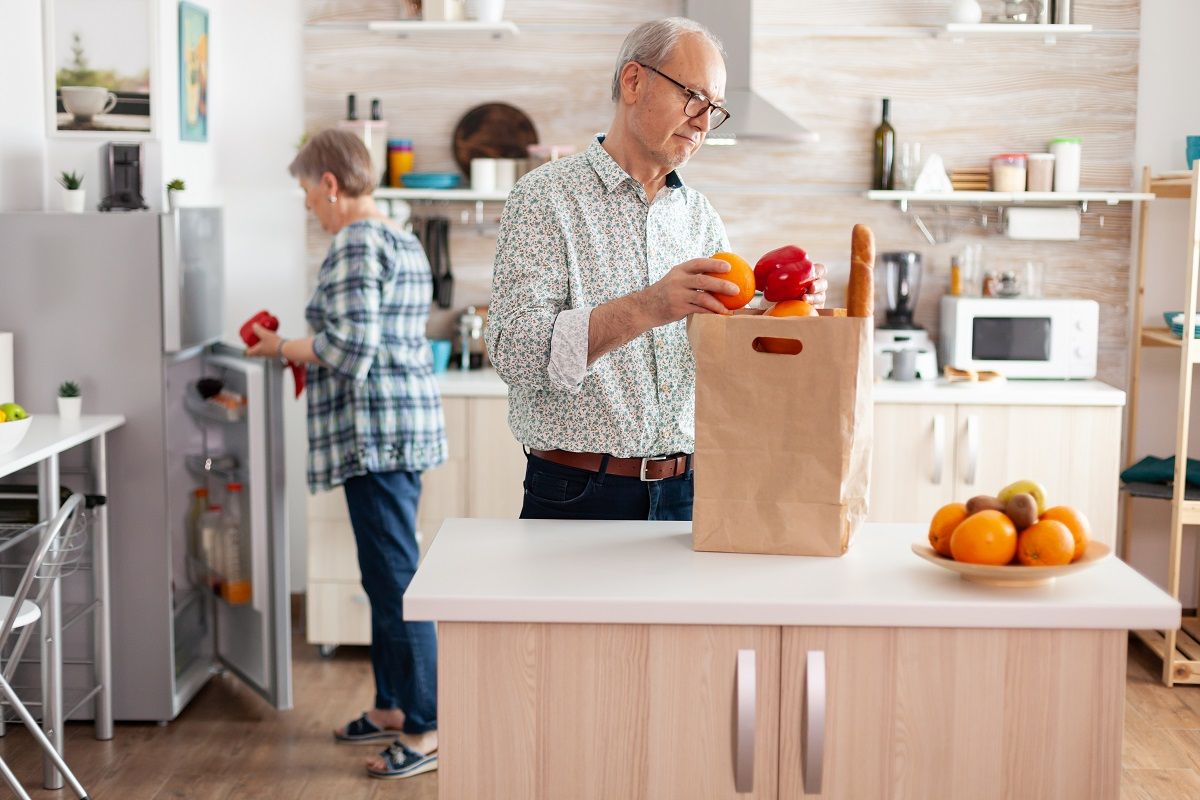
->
[636, 62, 731, 131]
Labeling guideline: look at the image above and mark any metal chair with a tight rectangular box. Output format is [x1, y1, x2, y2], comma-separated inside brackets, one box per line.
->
[0, 493, 91, 799]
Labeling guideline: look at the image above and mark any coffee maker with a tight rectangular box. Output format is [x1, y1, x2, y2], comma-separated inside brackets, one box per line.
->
[874, 251, 938, 381]
[99, 142, 149, 211]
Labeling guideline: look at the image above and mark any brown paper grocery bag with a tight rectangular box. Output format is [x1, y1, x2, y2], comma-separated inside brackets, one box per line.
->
[688, 313, 873, 556]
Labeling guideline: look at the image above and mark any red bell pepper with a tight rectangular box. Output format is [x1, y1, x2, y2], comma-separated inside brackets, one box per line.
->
[240, 310, 306, 398]
[755, 245, 816, 301]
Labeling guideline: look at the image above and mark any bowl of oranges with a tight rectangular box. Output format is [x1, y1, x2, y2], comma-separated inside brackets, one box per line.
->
[912, 479, 1111, 587]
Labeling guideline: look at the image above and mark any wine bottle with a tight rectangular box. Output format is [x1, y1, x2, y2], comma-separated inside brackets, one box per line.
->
[346, 94, 357, 121]
[872, 98, 896, 190]
[371, 98, 382, 121]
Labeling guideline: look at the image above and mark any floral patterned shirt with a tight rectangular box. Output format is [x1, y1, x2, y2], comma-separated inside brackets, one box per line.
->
[486, 139, 728, 458]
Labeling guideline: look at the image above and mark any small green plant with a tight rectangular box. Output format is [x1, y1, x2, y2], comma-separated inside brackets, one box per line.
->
[57, 171, 83, 190]
[57, 381, 81, 398]
[166, 178, 186, 191]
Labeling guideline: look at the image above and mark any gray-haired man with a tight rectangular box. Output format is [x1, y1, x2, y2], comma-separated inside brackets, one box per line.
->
[486, 17, 827, 521]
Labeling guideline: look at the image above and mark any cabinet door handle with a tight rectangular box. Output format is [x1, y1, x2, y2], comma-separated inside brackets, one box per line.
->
[735, 648, 756, 792]
[803, 650, 826, 795]
[964, 414, 980, 486]
[931, 414, 945, 485]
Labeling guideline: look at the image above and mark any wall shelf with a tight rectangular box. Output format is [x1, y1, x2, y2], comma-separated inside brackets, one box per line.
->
[306, 20, 519, 39]
[866, 190, 1154, 213]
[942, 22, 1093, 42]
[1151, 172, 1195, 199]
[374, 187, 509, 203]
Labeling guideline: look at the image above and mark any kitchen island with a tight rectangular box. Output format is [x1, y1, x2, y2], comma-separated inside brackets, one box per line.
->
[406, 519, 1179, 800]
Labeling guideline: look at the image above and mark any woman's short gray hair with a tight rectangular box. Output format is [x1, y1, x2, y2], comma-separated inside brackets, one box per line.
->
[611, 17, 724, 102]
[288, 128, 377, 197]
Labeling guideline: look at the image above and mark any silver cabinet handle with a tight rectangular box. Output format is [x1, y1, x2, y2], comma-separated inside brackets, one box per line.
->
[735, 649, 756, 792]
[803, 650, 826, 795]
[931, 414, 946, 485]
[964, 414, 980, 486]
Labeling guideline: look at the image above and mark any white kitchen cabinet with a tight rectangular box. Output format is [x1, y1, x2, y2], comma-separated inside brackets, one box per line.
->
[306, 393, 524, 652]
[869, 400, 1121, 545]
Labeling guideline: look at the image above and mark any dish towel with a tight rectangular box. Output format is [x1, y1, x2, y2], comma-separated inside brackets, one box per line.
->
[1121, 455, 1200, 488]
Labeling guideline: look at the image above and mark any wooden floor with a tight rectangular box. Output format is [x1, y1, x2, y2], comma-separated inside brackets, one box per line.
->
[0, 631, 1196, 799]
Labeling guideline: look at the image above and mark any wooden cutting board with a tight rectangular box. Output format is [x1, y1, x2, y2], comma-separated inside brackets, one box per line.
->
[452, 103, 539, 176]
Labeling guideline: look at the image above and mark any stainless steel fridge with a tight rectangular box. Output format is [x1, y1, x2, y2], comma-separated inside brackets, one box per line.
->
[0, 209, 292, 720]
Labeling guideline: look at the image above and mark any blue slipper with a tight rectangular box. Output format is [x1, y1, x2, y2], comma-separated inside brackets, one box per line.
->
[367, 740, 438, 780]
[334, 712, 402, 744]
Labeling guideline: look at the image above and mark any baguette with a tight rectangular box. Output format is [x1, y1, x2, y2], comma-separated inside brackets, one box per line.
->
[847, 224, 875, 318]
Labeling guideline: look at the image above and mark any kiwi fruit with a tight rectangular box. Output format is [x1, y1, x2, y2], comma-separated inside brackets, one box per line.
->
[1005, 493, 1039, 530]
[966, 495, 1005, 515]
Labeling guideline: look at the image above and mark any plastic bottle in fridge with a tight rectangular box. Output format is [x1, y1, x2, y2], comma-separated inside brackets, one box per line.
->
[197, 502, 224, 591]
[186, 487, 208, 560]
[220, 482, 251, 605]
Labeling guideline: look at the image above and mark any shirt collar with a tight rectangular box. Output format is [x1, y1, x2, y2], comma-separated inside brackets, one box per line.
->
[586, 135, 685, 194]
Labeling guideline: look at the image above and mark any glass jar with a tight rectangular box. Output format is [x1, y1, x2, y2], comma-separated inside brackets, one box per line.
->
[991, 153, 1027, 193]
[1050, 137, 1082, 192]
[1026, 153, 1055, 192]
[387, 139, 414, 188]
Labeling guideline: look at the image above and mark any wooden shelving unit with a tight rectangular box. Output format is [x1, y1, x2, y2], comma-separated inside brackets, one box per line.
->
[1124, 166, 1200, 686]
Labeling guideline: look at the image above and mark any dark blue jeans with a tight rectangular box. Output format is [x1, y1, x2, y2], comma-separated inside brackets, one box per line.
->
[520, 454, 694, 521]
[342, 470, 437, 734]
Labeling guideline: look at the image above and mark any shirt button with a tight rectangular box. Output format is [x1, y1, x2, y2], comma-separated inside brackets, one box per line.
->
[661, 384, 669, 394]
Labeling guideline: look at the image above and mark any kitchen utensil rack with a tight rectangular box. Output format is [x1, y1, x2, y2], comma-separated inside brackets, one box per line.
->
[1123, 166, 1200, 686]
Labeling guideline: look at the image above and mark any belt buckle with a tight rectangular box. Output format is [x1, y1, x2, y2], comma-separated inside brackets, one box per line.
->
[639, 455, 670, 482]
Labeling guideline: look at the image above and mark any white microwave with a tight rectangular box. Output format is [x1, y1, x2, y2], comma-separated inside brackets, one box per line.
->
[940, 297, 1099, 379]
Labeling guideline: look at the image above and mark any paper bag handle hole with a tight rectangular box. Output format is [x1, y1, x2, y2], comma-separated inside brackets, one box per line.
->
[752, 337, 803, 355]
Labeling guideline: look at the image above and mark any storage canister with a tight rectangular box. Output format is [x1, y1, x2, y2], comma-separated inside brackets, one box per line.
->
[991, 153, 1027, 193]
[1050, 137, 1082, 192]
[387, 139, 413, 188]
[1026, 153, 1055, 192]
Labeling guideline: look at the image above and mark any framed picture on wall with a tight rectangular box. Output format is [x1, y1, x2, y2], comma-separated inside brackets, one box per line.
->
[178, 1, 208, 142]
[43, 0, 156, 137]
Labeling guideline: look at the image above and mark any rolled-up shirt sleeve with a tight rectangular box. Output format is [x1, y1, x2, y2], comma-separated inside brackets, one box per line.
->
[311, 240, 384, 383]
[486, 183, 574, 392]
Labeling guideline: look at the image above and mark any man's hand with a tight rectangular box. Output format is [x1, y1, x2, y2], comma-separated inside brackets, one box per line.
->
[804, 262, 829, 308]
[634, 257, 740, 327]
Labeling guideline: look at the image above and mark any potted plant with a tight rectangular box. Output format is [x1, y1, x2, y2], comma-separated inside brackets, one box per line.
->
[57, 380, 82, 423]
[166, 178, 186, 212]
[57, 171, 85, 213]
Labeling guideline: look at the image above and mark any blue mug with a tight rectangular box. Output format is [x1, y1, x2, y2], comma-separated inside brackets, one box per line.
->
[1188, 136, 1200, 170]
[429, 339, 452, 374]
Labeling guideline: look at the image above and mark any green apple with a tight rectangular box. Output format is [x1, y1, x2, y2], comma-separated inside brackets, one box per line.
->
[0, 403, 28, 421]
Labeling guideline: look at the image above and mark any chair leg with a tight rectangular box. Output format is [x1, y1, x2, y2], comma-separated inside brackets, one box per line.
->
[0, 673, 88, 799]
[0, 754, 33, 800]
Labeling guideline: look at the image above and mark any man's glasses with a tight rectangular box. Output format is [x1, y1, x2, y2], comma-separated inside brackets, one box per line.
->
[637, 62, 731, 131]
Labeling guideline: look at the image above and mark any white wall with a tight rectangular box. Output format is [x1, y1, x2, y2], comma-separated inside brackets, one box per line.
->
[1126, 0, 1200, 602]
[0, 0, 309, 591]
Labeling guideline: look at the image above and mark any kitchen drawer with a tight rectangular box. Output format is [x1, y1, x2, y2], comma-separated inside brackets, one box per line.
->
[307, 517, 360, 582]
[306, 581, 371, 646]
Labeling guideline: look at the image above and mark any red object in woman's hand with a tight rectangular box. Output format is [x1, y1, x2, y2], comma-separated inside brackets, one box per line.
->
[239, 310, 279, 347]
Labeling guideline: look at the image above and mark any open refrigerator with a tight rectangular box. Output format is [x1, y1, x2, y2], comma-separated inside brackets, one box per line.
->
[0, 209, 292, 719]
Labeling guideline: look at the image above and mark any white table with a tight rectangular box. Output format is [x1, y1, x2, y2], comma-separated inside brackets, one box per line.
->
[0, 414, 124, 789]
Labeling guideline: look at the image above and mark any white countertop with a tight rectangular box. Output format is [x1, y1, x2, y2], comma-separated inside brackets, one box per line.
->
[438, 368, 1123, 407]
[406, 519, 1179, 630]
[0, 415, 126, 479]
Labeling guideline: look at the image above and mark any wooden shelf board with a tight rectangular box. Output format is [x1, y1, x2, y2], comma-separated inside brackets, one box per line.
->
[1150, 175, 1195, 199]
[942, 23, 1094, 36]
[1121, 481, 1200, 503]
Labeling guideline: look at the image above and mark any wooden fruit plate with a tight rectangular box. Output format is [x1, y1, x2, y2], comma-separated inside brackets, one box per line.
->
[911, 540, 1112, 587]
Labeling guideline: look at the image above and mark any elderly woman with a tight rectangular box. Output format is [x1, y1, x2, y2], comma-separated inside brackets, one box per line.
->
[245, 128, 446, 780]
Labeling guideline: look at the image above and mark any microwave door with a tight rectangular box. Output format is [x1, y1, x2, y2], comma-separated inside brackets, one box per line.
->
[161, 208, 225, 353]
[972, 317, 1053, 362]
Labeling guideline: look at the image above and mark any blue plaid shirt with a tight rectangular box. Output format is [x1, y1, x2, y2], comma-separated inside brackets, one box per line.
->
[304, 219, 448, 492]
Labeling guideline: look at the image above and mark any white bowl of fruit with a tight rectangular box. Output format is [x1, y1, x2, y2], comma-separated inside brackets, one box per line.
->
[0, 403, 32, 455]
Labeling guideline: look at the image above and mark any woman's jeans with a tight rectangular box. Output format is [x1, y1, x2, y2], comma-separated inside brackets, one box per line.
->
[342, 470, 437, 734]
[519, 454, 694, 521]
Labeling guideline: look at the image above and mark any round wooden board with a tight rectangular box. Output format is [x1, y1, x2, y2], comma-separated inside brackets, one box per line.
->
[910, 539, 1112, 587]
[452, 103, 539, 176]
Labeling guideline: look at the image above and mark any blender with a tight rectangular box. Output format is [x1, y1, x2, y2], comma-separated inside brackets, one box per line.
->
[874, 251, 938, 381]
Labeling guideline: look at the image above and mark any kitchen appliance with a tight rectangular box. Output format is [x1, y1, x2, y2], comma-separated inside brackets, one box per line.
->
[0, 210, 292, 721]
[875, 251, 938, 380]
[940, 296, 1099, 379]
[99, 142, 149, 211]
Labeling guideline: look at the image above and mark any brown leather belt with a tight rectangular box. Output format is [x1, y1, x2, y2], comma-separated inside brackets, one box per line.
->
[529, 449, 692, 482]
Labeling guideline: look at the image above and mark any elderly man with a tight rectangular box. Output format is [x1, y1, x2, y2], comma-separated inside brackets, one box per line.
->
[486, 16, 826, 521]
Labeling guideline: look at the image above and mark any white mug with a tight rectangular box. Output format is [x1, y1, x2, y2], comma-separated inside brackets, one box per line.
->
[60, 86, 118, 121]
[494, 158, 518, 191]
[471, 158, 497, 192]
[466, 0, 505, 22]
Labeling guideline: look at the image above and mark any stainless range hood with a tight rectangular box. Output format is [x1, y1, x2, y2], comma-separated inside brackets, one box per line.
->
[686, 0, 818, 145]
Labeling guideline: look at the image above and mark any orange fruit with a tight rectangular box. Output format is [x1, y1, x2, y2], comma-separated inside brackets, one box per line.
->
[949, 510, 1017, 565]
[765, 300, 819, 318]
[1015, 519, 1075, 566]
[929, 502, 969, 557]
[1039, 506, 1091, 562]
[708, 252, 756, 310]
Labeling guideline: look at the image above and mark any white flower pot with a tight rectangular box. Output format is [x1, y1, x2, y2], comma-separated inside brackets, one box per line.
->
[167, 190, 182, 213]
[62, 188, 85, 213]
[57, 396, 82, 423]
